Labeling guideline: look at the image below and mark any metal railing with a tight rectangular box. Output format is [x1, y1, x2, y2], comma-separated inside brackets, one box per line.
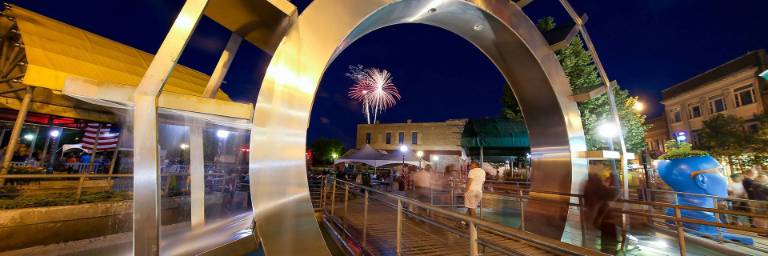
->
[319, 176, 603, 256]
[323, 175, 768, 255]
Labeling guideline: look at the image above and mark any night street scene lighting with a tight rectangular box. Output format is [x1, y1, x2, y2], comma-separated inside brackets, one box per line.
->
[1, 1, 766, 256]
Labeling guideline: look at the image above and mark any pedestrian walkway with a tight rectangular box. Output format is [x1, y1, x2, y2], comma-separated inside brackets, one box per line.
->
[321, 179, 601, 255]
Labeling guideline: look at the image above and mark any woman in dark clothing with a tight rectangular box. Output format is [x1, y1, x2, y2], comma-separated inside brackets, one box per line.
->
[583, 166, 620, 254]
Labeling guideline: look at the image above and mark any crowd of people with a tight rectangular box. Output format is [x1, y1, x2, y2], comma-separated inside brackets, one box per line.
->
[727, 167, 768, 230]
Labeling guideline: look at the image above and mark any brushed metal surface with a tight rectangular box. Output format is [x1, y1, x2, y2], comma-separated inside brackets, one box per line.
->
[251, 0, 588, 253]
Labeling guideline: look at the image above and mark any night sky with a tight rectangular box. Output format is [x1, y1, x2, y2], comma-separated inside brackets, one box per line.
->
[8, 0, 768, 147]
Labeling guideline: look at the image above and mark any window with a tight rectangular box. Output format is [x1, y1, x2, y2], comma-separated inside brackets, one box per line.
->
[365, 132, 372, 144]
[411, 132, 418, 144]
[671, 108, 682, 123]
[710, 97, 726, 113]
[398, 132, 405, 144]
[385, 132, 392, 144]
[689, 105, 701, 119]
[735, 85, 755, 107]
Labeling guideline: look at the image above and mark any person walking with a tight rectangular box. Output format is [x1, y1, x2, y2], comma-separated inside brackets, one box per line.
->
[727, 173, 749, 225]
[750, 175, 768, 233]
[464, 161, 485, 217]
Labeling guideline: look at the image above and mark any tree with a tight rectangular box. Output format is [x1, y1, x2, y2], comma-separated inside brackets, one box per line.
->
[698, 114, 752, 170]
[310, 138, 345, 165]
[499, 17, 649, 151]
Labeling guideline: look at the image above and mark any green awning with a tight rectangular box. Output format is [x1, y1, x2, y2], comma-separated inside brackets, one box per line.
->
[461, 118, 529, 148]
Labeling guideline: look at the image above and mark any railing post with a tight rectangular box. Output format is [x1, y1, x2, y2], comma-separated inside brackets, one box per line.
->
[362, 190, 369, 253]
[674, 205, 687, 256]
[518, 189, 525, 231]
[344, 183, 349, 217]
[469, 221, 479, 256]
[712, 197, 723, 242]
[321, 176, 326, 209]
[578, 196, 586, 247]
[331, 179, 337, 215]
[450, 182, 455, 208]
[396, 199, 403, 255]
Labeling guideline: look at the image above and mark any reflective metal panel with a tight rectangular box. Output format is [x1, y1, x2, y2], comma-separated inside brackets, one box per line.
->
[253, 0, 588, 252]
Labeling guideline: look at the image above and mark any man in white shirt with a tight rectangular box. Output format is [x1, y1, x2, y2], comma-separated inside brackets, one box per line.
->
[465, 161, 486, 217]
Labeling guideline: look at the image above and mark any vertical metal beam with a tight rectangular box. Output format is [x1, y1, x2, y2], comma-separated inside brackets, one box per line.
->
[202, 33, 242, 98]
[189, 125, 205, 229]
[469, 221, 479, 256]
[47, 128, 61, 173]
[26, 126, 39, 160]
[0, 86, 32, 180]
[189, 30, 240, 226]
[132, 1, 207, 255]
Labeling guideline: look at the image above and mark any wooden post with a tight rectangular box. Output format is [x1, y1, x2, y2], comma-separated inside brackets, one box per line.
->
[0, 87, 33, 183]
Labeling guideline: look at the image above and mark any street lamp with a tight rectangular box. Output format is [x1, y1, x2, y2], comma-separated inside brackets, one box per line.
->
[23, 133, 34, 141]
[331, 152, 338, 160]
[399, 145, 408, 172]
[416, 150, 424, 168]
[599, 121, 621, 191]
[180, 143, 189, 150]
[632, 101, 644, 112]
[216, 129, 230, 139]
[49, 130, 60, 138]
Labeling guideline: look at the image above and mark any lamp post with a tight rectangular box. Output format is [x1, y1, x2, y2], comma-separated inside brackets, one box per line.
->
[215, 129, 230, 164]
[416, 150, 424, 168]
[431, 155, 439, 173]
[598, 121, 620, 189]
[46, 129, 61, 172]
[399, 145, 408, 173]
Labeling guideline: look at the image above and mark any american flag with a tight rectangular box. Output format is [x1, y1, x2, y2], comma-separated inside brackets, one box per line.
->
[82, 123, 120, 151]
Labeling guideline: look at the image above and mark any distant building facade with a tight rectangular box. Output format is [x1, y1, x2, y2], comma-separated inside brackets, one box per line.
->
[356, 119, 467, 171]
[644, 116, 670, 158]
[660, 50, 768, 146]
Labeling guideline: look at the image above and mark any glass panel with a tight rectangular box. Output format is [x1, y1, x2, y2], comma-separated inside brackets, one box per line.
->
[398, 132, 404, 144]
[386, 132, 391, 144]
[712, 98, 726, 113]
[0, 96, 134, 254]
[365, 132, 371, 144]
[411, 132, 418, 144]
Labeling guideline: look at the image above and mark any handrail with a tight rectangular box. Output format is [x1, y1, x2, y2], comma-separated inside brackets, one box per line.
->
[648, 188, 767, 205]
[324, 177, 604, 256]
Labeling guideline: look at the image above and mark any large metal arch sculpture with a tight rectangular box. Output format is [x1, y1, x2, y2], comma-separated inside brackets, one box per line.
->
[250, 0, 589, 255]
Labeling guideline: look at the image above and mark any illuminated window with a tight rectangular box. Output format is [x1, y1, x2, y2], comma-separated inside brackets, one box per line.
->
[671, 108, 682, 123]
[689, 105, 701, 119]
[734, 85, 755, 107]
[710, 97, 726, 113]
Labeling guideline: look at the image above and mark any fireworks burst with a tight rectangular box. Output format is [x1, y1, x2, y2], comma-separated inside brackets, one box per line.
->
[347, 65, 401, 124]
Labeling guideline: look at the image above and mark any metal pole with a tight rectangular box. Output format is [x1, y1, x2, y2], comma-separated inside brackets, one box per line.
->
[344, 183, 349, 216]
[41, 128, 51, 166]
[579, 196, 586, 247]
[396, 199, 403, 255]
[132, 0, 208, 254]
[0, 86, 33, 182]
[331, 179, 337, 215]
[362, 190, 369, 252]
[190, 124, 205, 229]
[47, 128, 61, 173]
[26, 126, 39, 161]
[519, 189, 525, 231]
[202, 33, 242, 98]
[712, 197, 723, 242]
[469, 221, 479, 256]
[674, 205, 687, 256]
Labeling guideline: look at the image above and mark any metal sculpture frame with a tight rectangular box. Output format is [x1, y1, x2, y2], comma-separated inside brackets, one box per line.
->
[250, 0, 588, 254]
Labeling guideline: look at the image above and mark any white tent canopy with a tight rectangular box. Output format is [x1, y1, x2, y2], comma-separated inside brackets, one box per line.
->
[334, 145, 426, 167]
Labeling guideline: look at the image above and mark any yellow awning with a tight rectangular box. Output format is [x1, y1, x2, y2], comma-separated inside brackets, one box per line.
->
[8, 5, 231, 101]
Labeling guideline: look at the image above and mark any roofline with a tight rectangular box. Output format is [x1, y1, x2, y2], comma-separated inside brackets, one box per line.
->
[662, 49, 765, 95]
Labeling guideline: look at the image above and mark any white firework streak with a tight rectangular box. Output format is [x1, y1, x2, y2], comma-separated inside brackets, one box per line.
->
[347, 66, 400, 124]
